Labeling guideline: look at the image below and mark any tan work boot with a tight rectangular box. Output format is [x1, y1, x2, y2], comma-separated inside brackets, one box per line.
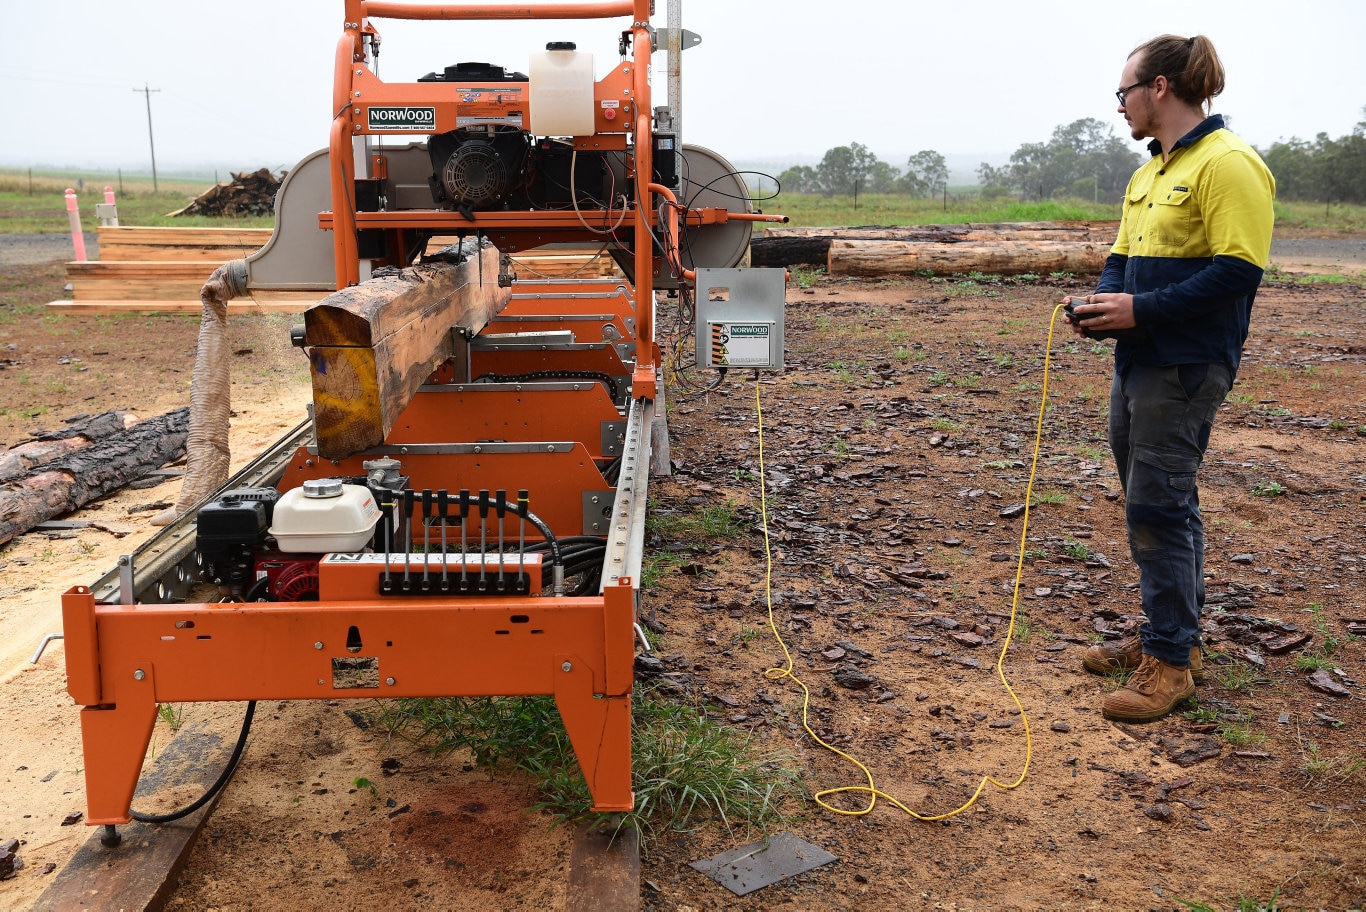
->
[1083, 635, 1204, 683]
[1100, 654, 1195, 721]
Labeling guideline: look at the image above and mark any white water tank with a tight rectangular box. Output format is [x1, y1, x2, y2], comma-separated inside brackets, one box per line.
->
[528, 42, 595, 137]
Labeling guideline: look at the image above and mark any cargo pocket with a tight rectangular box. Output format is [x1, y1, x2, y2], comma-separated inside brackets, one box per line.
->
[1132, 445, 1200, 504]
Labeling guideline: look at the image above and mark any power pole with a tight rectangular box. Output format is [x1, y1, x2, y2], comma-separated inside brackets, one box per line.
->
[134, 84, 162, 193]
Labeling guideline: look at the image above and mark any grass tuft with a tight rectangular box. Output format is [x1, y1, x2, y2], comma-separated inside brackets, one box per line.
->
[376, 686, 801, 847]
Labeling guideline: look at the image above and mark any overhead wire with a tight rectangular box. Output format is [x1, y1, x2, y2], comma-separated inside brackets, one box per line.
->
[750, 303, 1073, 820]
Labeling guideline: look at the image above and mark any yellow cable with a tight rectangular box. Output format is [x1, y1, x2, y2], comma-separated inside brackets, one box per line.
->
[754, 302, 1070, 820]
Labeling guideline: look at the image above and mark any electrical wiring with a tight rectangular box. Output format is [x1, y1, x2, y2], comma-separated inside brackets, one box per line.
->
[751, 302, 1073, 821]
[570, 149, 630, 236]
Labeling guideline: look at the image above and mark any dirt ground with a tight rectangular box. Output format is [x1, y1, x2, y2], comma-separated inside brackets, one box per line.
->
[1, 232, 1364, 911]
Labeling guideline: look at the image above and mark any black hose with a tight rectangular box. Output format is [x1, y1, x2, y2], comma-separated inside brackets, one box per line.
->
[129, 701, 256, 824]
[510, 504, 561, 568]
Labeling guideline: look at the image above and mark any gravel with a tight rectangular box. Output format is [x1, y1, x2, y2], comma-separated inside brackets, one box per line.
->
[0, 233, 98, 267]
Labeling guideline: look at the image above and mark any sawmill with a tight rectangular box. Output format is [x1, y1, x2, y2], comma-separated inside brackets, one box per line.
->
[57, 0, 788, 845]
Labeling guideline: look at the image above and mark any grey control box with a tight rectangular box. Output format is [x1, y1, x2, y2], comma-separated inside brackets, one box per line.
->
[693, 267, 786, 371]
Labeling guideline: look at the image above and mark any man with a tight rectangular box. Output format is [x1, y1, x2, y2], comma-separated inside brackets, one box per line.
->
[1066, 34, 1275, 721]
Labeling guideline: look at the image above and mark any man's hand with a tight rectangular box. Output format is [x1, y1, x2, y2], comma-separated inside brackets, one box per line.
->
[1064, 293, 1136, 336]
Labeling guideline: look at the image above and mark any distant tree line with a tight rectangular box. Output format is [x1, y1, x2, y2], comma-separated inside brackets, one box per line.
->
[1260, 108, 1366, 203]
[977, 118, 1141, 203]
[776, 144, 950, 198]
[776, 108, 1366, 205]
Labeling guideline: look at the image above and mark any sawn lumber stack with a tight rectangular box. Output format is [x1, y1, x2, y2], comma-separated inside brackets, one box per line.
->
[49, 227, 618, 313]
[750, 221, 1120, 276]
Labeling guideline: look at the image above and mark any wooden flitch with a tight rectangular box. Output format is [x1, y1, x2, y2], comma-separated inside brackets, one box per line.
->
[303, 243, 510, 459]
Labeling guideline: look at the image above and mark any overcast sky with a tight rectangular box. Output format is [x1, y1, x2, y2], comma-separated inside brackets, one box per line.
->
[5, 0, 1363, 179]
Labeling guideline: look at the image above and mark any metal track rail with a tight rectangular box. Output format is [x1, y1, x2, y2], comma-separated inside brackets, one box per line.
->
[88, 419, 315, 605]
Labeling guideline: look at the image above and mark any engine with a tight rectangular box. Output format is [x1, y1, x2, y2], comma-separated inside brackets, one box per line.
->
[193, 468, 562, 602]
[427, 126, 531, 216]
[419, 61, 618, 216]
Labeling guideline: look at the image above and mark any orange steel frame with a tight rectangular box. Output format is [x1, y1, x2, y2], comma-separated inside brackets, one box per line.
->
[63, 0, 689, 830]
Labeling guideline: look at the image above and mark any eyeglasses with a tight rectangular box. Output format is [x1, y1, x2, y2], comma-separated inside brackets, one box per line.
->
[1115, 78, 1153, 106]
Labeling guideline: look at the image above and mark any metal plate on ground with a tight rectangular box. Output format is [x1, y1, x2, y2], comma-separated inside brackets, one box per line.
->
[688, 832, 837, 896]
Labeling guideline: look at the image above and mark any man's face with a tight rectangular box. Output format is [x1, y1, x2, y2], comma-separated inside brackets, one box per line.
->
[1117, 55, 1153, 141]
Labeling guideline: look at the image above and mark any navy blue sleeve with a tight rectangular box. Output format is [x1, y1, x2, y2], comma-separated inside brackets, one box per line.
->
[1132, 255, 1264, 325]
[1095, 253, 1126, 294]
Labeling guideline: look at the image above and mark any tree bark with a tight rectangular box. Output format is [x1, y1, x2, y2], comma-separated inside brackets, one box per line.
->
[0, 411, 137, 482]
[749, 236, 831, 268]
[827, 239, 1110, 277]
[0, 407, 188, 545]
[751, 222, 1120, 273]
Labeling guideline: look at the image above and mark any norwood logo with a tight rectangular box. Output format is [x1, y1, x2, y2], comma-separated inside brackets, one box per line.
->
[367, 106, 435, 131]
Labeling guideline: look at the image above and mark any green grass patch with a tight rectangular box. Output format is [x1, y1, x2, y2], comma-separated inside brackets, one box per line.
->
[1177, 889, 1281, 912]
[1210, 661, 1260, 694]
[1299, 741, 1364, 782]
[641, 552, 691, 588]
[1062, 541, 1090, 560]
[0, 169, 275, 233]
[646, 501, 747, 542]
[762, 192, 1123, 228]
[377, 687, 801, 844]
[1215, 719, 1267, 747]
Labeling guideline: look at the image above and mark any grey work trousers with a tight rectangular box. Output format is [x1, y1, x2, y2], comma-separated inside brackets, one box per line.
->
[1108, 361, 1233, 668]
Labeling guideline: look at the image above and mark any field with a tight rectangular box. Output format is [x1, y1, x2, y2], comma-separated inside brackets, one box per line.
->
[0, 215, 1364, 909]
[0, 169, 275, 232]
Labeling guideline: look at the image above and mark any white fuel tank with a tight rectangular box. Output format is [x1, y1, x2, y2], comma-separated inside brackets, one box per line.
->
[269, 479, 380, 553]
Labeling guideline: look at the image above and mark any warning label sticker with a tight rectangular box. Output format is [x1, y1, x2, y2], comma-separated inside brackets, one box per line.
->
[711, 322, 772, 367]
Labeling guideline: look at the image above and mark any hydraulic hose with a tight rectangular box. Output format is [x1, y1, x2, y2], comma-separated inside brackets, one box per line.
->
[129, 701, 256, 824]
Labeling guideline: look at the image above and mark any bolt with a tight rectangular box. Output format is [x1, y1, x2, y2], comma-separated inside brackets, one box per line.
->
[133, 669, 145, 681]
[315, 642, 324, 650]
[385, 677, 396, 686]
[561, 661, 573, 672]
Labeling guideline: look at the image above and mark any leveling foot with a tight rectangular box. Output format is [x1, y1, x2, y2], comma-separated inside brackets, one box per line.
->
[100, 824, 121, 848]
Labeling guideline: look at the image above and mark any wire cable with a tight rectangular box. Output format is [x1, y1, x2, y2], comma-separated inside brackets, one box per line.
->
[753, 302, 1071, 820]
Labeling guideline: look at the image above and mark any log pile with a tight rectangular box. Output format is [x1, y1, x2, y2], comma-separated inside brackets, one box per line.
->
[170, 168, 283, 218]
[751, 221, 1120, 276]
[0, 407, 189, 545]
